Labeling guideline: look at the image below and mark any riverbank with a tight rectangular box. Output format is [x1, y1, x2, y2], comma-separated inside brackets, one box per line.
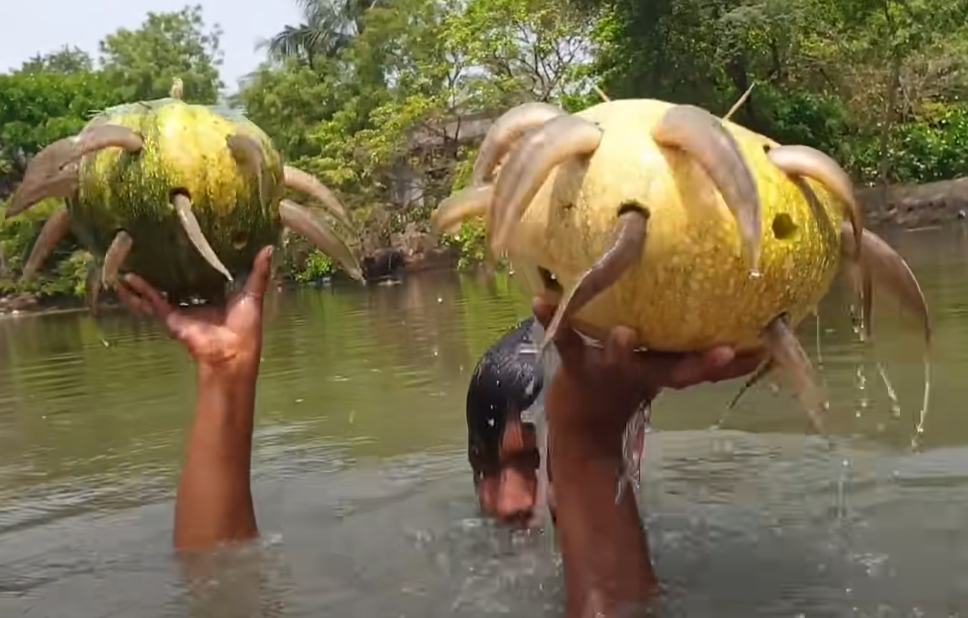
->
[857, 177, 968, 227]
[0, 243, 461, 318]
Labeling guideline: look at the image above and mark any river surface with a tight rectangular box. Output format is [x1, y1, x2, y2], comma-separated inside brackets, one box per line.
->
[1, 226, 968, 617]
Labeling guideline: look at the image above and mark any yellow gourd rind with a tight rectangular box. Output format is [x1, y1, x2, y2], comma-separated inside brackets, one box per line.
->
[507, 99, 844, 352]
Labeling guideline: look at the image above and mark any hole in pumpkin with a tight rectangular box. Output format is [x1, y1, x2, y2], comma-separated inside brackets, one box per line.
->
[772, 213, 798, 240]
[170, 188, 190, 202]
[539, 267, 562, 293]
[233, 231, 249, 250]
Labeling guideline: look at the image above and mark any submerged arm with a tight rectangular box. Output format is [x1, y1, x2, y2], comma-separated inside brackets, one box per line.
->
[548, 381, 659, 618]
[174, 360, 261, 550]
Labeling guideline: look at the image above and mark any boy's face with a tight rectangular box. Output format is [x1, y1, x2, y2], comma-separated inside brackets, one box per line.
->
[471, 409, 543, 528]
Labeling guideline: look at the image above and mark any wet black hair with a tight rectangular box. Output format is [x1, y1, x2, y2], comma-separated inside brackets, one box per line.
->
[465, 317, 544, 484]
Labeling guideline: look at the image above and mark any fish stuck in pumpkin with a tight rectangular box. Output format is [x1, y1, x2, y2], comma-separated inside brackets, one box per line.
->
[431, 97, 931, 437]
[5, 77, 363, 310]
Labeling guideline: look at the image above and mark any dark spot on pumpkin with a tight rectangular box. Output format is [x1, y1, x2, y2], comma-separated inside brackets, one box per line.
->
[772, 213, 798, 240]
[762, 143, 772, 153]
[539, 267, 562, 293]
[233, 231, 249, 250]
[170, 188, 191, 202]
[617, 199, 651, 219]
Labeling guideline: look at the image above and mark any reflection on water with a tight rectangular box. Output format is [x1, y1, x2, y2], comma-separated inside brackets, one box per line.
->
[1, 226, 968, 616]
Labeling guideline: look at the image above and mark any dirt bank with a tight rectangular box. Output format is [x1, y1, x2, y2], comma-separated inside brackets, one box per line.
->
[858, 178, 968, 228]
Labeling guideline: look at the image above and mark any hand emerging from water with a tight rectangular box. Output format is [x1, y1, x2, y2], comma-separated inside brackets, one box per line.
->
[533, 296, 766, 455]
[117, 246, 274, 372]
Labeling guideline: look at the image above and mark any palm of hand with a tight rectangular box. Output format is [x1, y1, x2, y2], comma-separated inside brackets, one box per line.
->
[117, 246, 273, 367]
[165, 296, 263, 366]
[534, 296, 767, 430]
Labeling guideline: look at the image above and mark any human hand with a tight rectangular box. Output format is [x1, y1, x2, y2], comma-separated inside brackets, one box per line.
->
[117, 246, 274, 373]
[533, 296, 766, 452]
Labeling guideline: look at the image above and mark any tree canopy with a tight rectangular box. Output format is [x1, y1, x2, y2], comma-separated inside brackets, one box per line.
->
[3, 0, 968, 299]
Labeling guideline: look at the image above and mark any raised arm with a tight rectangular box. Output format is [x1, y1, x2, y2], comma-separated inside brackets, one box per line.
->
[118, 246, 273, 551]
[532, 298, 764, 618]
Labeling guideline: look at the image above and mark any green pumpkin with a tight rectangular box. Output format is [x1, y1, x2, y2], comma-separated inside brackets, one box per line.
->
[6, 78, 363, 305]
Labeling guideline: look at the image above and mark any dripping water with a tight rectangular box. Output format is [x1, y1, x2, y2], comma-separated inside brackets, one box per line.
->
[527, 316, 557, 546]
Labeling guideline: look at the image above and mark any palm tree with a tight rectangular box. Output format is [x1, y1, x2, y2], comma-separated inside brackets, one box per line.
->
[258, 0, 382, 63]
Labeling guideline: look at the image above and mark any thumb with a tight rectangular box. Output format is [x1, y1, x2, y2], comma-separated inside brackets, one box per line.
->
[241, 246, 274, 301]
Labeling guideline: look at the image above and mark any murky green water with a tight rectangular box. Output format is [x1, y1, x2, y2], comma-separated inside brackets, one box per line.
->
[1, 226, 968, 617]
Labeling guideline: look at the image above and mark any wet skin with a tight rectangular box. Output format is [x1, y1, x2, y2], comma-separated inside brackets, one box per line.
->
[117, 250, 763, 618]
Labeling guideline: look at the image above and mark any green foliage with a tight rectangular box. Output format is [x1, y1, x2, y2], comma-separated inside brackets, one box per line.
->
[98, 4, 224, 102]
[0, 199, 89, 299]
[292, 249, 337, 283]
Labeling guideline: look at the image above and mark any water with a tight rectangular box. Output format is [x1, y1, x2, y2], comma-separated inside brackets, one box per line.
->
[2, 226, 968, 617]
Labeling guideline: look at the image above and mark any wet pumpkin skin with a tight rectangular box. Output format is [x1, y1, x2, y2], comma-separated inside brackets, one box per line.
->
[72, 99, 286, 302]
[508, 99, 844, 353]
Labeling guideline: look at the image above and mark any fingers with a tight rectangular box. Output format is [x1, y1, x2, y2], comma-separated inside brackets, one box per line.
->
[120, 274, 173, 322]
[663, 347, 736, 388]
[532, 296, 584, 365]
[663, 347, 768, 389]
[241, 246, 274, 301]
[532, 295, 767, 389]
[532, 296, 555, 326]
[117, 283, 153, 317]
[119, 273, 199, 344]
[708, 350, 770, 383]
[604, 325, 637, 367]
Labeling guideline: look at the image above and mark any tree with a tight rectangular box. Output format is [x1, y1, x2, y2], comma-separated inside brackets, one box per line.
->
[20, 46, 94, 74]
[99, 4, 224, 103]
[0, 70, 118, 197]
[260, 0, 380, 64]
[236, 58, 345, 162]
